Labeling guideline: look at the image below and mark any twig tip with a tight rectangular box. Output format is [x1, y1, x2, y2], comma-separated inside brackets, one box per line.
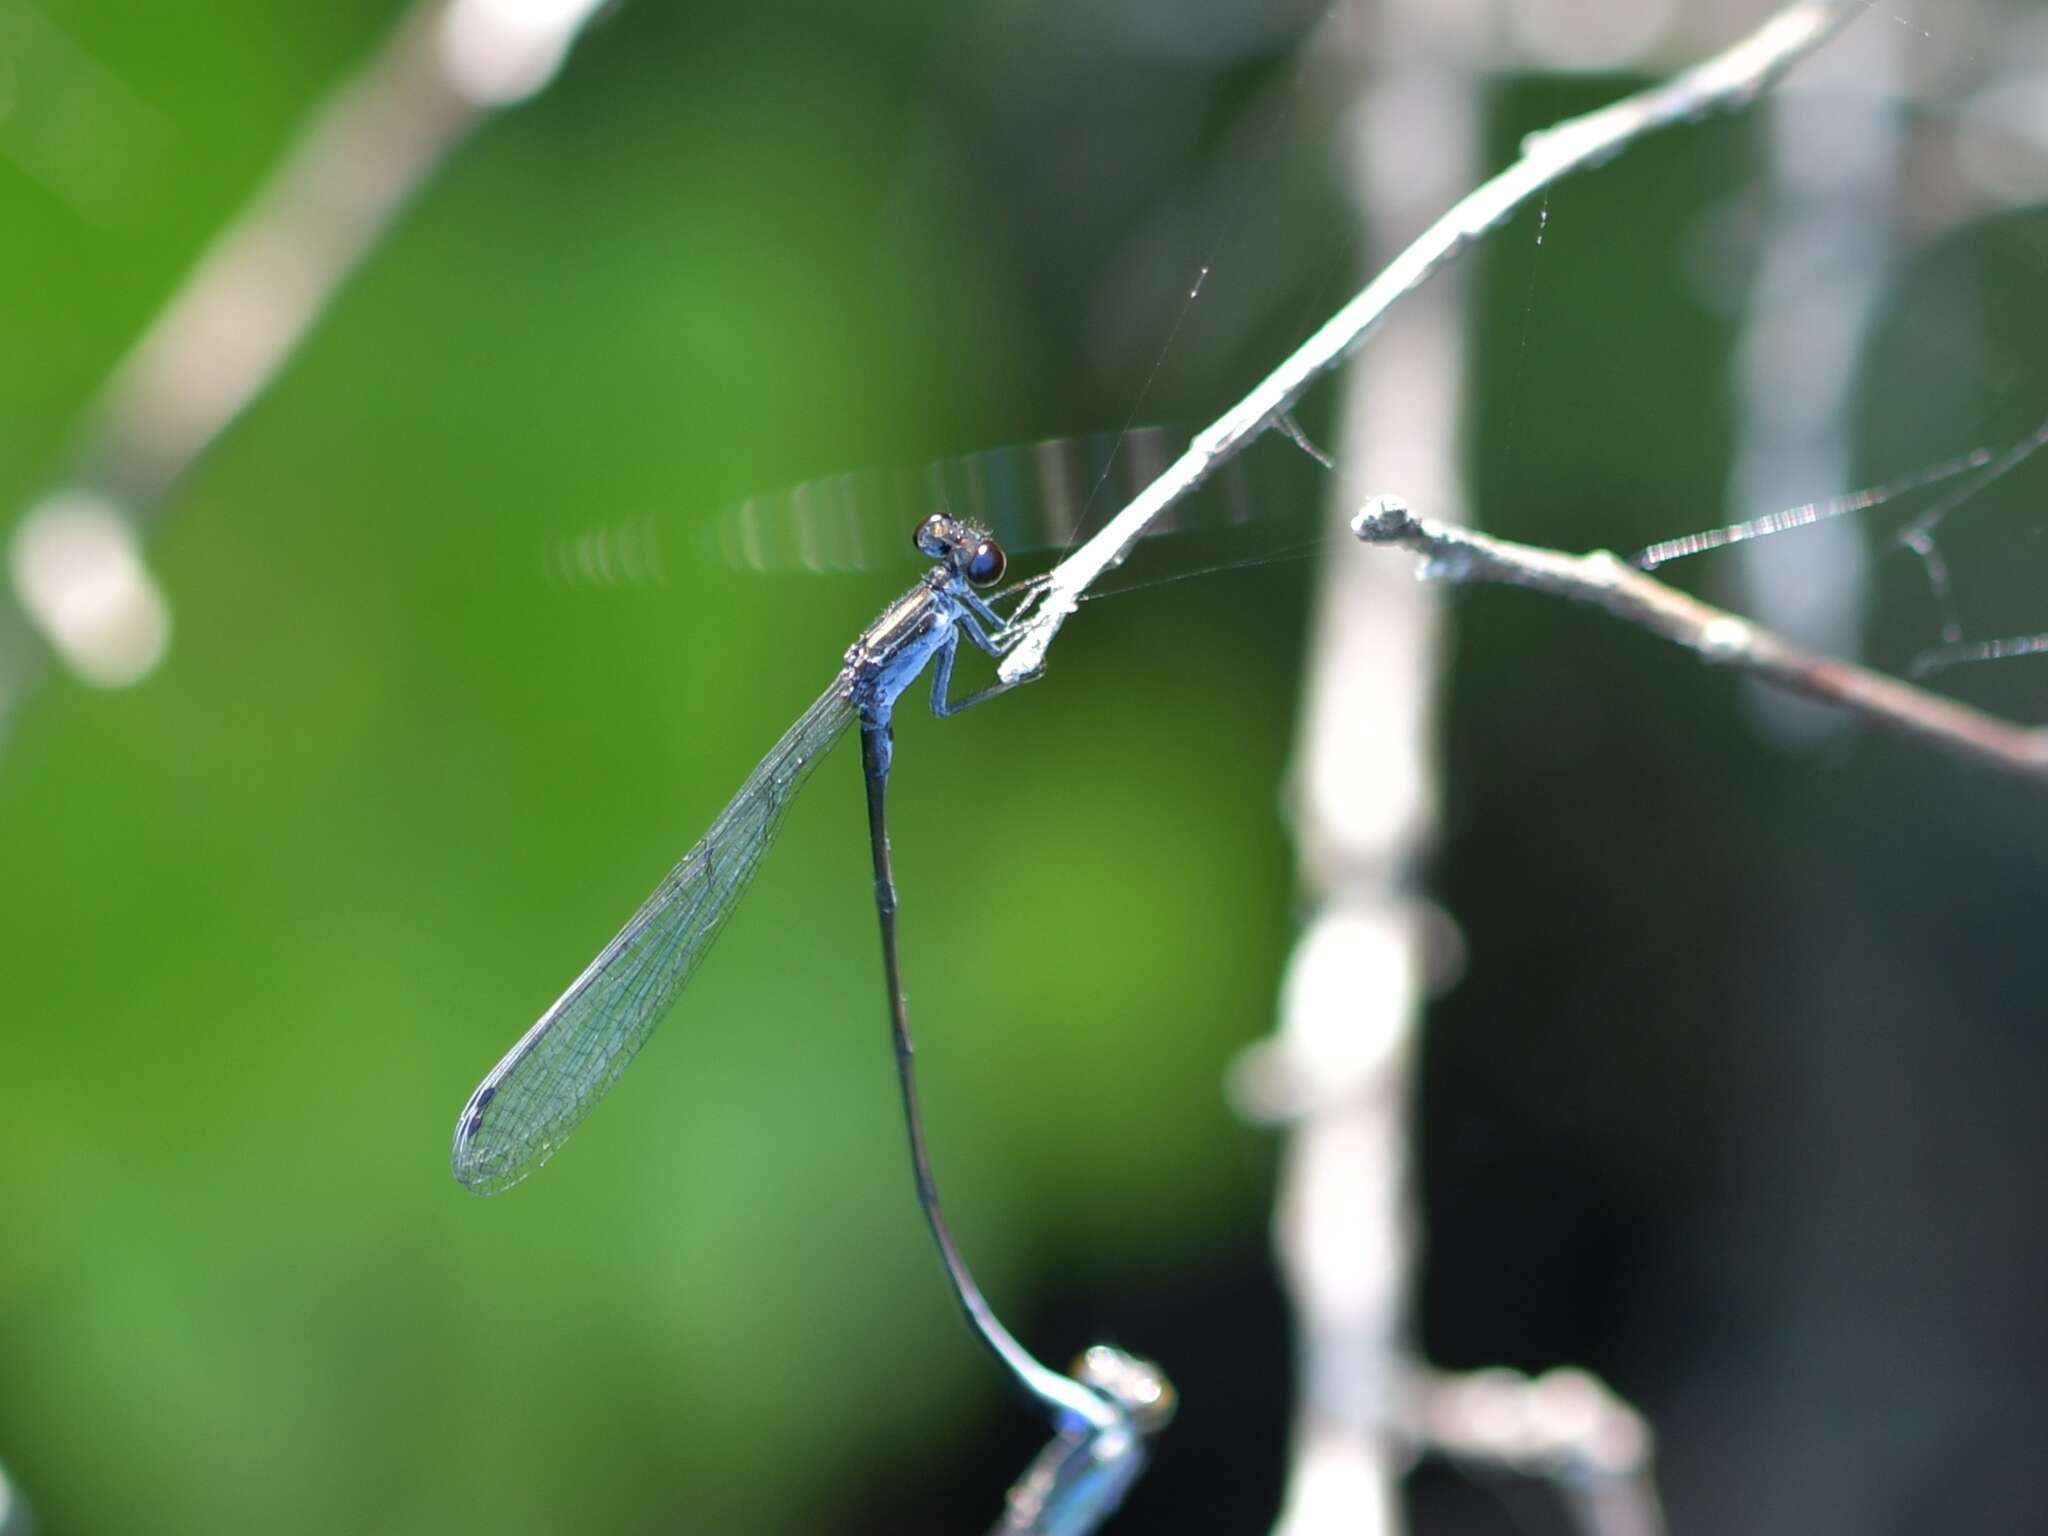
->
[1350, 494, 1414, 542]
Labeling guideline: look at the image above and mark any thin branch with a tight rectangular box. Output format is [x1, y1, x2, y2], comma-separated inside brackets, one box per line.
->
[1351, 497, 2048, 780]
[72, 0, 612, 523]
[1402, 1366, 1664, 1536]
[1, 0, 612, 731]
[0, 1456, 30, 1536]
[1255, 13, 1475, 1532]
[997, 0, 1868, 687]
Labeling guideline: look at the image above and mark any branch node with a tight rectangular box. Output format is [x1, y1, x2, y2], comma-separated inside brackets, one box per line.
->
[1696, 614, 1756, 663]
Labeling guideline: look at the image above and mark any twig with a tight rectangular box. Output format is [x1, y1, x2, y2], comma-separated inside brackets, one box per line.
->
[1, 0, 612, 728]
[1250, 13, 1476, 1533]
[1352, 497, 2048, 779]
[0, 1456, 30, 1536]
[997, 0, 1868, 687]
[1402, 1366, 1663, 1536]
[69, 0, 612, 523]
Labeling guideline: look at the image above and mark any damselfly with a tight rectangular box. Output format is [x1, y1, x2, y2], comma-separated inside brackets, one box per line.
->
[453, 452, 1231, 1531]
[452, 510, 1025, 1194]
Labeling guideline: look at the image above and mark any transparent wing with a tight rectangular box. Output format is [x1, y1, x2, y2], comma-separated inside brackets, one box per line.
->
[548, 427, 1314, 591]
[452, 682, 856, 1194]
[712, 425, 1317, 574]
[714, 428, 1186, 573]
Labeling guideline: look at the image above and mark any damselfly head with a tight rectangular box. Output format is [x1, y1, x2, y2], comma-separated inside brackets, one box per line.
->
[913, 514, 1007, 588]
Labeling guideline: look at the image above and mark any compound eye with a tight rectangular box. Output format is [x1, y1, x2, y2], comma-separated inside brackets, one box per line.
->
[965, 540, 1006, 587]
[915, 514, 948, 557]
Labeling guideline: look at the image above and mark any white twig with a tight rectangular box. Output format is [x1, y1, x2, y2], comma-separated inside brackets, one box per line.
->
[998, 0, 1867, 687]
[72, 0, 610, 521]
[2, 0, 611, 724]
[1403, 1366, 1664, 1536]
[0, 1456, 29, 1536]
[1351, 498, 2048, 779]
[1249, 13, 1476, 1533]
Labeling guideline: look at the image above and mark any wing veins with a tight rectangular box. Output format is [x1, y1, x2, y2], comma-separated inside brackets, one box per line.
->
[452, 683, 854, 1193]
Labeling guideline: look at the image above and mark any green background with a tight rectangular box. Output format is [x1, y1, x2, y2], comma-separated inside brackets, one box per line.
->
[6, 4, 2048, 1534]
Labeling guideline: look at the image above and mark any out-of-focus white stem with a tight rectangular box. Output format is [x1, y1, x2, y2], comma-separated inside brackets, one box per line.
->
[2, 0, 610, 724]
[74, 0, 609, 518]
[997, 0, 1866, 687]
[7, 491, 170, 688]
[1402, 1366, 1663, 1536]
[0, 1455, 29, 1536]
[1242, 14, 1479, 1534]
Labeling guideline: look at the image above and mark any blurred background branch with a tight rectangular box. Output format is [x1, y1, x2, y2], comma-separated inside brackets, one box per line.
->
[1402, 1365, 1660, 1536]
[0, 1458, 31, 1536]
[0, 0, 611, 741]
